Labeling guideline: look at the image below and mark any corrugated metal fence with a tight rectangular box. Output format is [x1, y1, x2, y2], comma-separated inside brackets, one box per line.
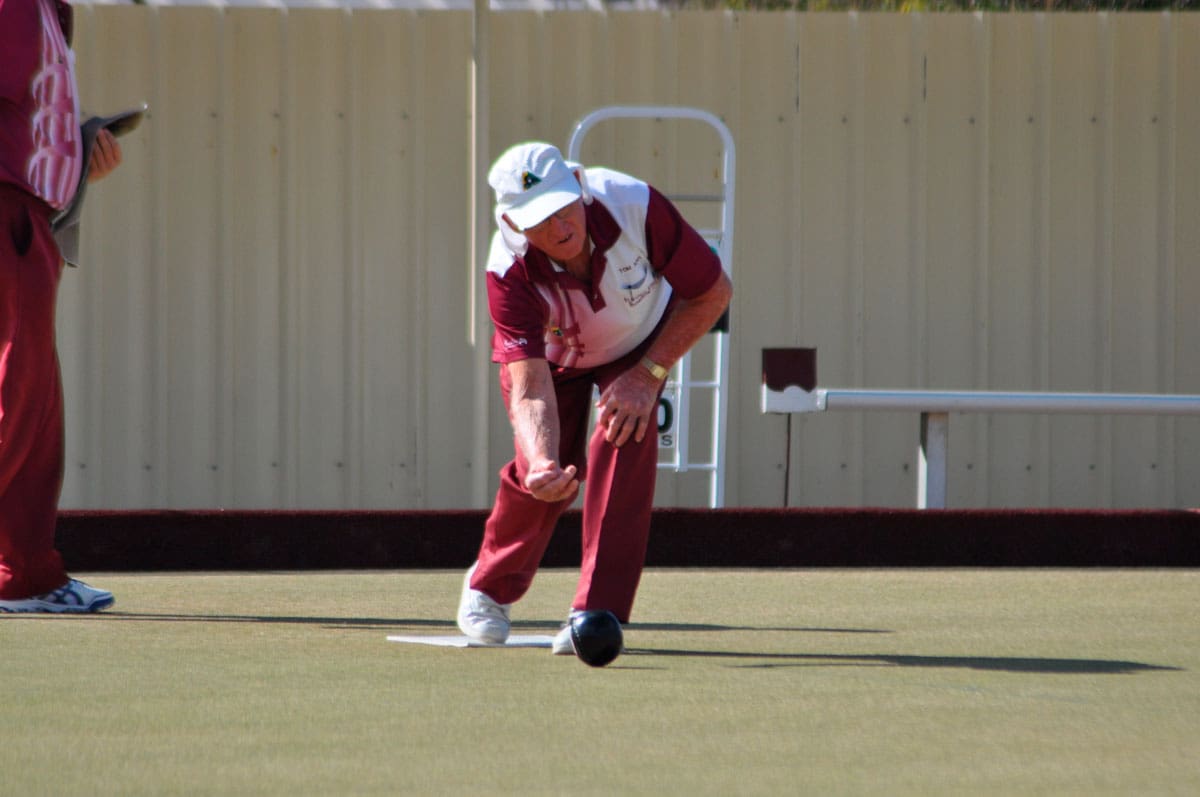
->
[58, 7, 1199, 509]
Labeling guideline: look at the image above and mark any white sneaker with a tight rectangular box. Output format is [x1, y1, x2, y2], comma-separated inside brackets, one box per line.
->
[551, 610, 584, 655]
[0, 579, 115, 613]
[552, 623, 575, 655]
[456, 563, 511, 644]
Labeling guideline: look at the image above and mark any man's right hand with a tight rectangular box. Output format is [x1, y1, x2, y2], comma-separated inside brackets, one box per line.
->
[524, 459, 579, 503]
[87, 129, 123, 182]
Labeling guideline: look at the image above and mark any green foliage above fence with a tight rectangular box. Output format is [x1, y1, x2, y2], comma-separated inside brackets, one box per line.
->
[662, 0, 1193, 9]
[124, 0, 1199, 9]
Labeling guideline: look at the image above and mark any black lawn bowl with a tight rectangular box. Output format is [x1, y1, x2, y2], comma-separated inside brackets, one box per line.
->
[569, 610, 624, 667]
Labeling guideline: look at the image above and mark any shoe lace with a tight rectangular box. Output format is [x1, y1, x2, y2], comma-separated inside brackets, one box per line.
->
[471, 593, 509, 621]
[45, 582, 82, 605]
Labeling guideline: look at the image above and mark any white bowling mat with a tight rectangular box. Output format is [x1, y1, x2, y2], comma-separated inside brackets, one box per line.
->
[387, 634, 555, 648]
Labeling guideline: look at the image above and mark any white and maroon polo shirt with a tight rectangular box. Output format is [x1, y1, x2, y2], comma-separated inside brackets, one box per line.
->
[0, 0, 82, 211]
[486, 166, 722, 370]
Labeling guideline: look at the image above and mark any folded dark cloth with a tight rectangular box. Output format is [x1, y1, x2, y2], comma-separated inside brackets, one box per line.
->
[52, 104, 147, 267]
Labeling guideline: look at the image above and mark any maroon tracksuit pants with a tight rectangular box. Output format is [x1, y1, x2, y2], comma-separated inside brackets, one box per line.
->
[0, 184, 69, 599]
[470, 347, 661, 624]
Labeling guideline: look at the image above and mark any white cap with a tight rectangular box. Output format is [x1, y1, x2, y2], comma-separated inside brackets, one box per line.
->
[488, 142, 583, 230]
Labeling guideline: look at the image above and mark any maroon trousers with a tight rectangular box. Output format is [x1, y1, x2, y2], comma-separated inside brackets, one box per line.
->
[470, 347, 662, 624]
[0, 184, 69, 599]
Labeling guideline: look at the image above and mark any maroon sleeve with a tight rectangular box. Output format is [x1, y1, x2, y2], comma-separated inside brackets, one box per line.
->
[486, 266, 547, 364]
[0, 1, 37, 190]
[643, 186, 724, 300]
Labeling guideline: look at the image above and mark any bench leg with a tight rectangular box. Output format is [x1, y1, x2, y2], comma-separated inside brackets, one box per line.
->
[918, 412, 949, 509]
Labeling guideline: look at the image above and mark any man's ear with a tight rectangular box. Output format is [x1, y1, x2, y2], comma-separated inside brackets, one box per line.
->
[501, 213, 522, 234]
[572, 167, 592, 203]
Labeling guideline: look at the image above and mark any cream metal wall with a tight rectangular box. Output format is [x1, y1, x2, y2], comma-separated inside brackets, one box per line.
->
[58, 7, 1199, 509]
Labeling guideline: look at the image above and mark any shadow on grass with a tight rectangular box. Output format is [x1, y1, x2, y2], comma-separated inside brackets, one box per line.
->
[627, 622, 890, 634]
[14, 612, 456, 628]
[630, 648, 1182, 674]
[12, 612, 890, 636]
[11, 612, 1176, 674]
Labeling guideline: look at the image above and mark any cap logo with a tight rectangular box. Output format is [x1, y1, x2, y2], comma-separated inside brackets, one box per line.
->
[521, 171, 541, 190]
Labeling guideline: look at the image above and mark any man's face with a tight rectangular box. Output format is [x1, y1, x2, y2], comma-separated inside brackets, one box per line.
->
[519, 199, 587, 263]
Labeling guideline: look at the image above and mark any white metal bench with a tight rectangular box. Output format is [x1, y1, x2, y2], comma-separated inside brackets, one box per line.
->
[761, 348, 1200, 509]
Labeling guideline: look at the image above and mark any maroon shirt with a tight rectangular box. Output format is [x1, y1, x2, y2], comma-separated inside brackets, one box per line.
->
[0, 0, 82, 211]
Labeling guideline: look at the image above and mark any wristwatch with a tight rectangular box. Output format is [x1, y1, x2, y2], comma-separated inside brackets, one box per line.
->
[640, 356, 669, 381]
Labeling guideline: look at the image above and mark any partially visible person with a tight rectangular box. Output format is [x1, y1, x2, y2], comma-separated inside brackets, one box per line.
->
[1, 0, 123, 612]
[457, 142, 732, 653]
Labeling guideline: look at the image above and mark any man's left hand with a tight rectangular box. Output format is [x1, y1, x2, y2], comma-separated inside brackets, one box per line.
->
[595, 366, 662, 448]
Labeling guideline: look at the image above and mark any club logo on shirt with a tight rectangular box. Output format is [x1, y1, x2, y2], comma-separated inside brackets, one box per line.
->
[619, 256, 655, 307]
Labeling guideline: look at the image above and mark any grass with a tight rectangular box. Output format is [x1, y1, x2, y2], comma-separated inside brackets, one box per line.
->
[1, 569, 1198, 796]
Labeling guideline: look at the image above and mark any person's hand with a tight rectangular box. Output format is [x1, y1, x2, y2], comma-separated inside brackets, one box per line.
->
[595, 366, 662, 448]
[524, 459, 579, 503]
[87, 129, 123, 182]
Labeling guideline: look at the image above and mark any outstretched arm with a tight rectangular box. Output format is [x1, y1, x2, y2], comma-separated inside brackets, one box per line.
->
[506, 358, 580, 503]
